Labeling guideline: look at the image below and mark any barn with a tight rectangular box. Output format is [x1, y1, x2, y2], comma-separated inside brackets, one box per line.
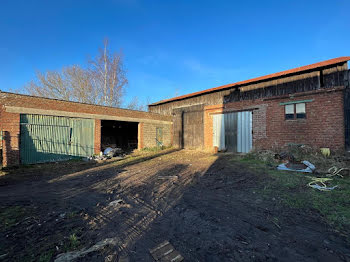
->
[149, 57, 350, 153]
[0, 92, 172, 166]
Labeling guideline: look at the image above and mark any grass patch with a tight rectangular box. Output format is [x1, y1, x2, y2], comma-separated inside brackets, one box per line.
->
[0, 206, 27, 230]
[68, 233, 80, 249]
[63, 229, 83, 252]
[237, 154, 350, 233]
[38, 250, 54, 262]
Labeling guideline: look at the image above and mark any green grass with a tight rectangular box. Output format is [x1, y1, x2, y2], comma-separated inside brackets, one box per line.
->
[0, 206, 28, 230]
[63, 230, 82, 252]
[66, 211, 78, 219]
[69, 233, 80, 249]
[237, 155, 350, 233]
[38, 250, 54, 262]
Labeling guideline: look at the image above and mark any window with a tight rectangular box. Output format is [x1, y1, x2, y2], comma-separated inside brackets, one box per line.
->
[296, 103, 306, 119]
[285, 103, 306, 120]
[285, 104, 294, 119]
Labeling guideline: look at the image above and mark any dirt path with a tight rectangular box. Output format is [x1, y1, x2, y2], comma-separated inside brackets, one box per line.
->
[0, 150, 349, 261]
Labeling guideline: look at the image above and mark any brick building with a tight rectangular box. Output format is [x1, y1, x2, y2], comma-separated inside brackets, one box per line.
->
[2, 57, 349, 167]
[0, 92, 172, 166]
[149, 57, 350, 153]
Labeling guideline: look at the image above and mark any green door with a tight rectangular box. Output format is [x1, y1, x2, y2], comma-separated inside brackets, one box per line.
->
[20, 114, 95, 164]
[156, 127, 163, 147]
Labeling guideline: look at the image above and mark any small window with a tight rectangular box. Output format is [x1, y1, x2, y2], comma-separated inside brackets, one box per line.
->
[285, 103, 306, 120]
[285, 104, 294, 119]
[296, 103, 306, 119]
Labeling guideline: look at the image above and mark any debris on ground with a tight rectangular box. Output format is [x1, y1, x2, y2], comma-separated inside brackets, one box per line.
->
[85, 147, 126, 162]
[108, 199, 123, 206]
[104, 147, 123, 158]
[54, 238, 118, 262]
[0, 253, 8, 259]
[307, 177, 337, 191]
[277, 160, 315, 173]
[2, 149, 350, 261]
[150, 241, 184, 262]
[275, 151, 296, 162]
[320, 148, 331, 157]
[326, 166, 350, 178]
[108, 199, 131, 209]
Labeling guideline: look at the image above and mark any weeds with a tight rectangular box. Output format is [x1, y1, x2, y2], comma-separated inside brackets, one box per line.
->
[237, 154, 350, 233]
[0, 206, 27, 230]
[38, 250, 54, 262]
[64, 232, 81, 252]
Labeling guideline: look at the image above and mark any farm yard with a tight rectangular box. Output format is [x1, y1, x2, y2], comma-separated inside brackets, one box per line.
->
[0, 149, 350, 262]
[1, 0, 350, 261]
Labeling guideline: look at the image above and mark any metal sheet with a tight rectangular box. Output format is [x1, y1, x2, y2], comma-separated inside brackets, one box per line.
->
[222, 111, 252, 153]
[224, 112, 237, 152]
[20, 114, 95, 164]
[213, 114, 225, 150]
[237, 111, 252, 153]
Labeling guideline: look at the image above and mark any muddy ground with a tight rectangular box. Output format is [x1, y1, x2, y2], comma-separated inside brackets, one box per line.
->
[0, 149, 349, 261]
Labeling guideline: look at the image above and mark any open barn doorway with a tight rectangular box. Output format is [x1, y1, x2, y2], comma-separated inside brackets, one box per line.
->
[101, 120, 138, 152]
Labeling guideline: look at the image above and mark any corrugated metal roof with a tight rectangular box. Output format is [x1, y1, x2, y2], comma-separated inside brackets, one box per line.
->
[150, 56, 350, 106]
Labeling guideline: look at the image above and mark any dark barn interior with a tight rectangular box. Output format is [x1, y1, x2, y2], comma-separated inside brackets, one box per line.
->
[101, 120, 138, 151]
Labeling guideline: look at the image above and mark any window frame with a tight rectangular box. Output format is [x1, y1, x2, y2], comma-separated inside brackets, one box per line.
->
[284, 102, 306, 120]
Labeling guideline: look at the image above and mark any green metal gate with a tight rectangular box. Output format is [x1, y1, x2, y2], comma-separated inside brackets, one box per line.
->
[20, 114, 95, 164]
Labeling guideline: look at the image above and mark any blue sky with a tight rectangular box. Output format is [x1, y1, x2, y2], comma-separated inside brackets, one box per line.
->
[0, 0, 349, 106]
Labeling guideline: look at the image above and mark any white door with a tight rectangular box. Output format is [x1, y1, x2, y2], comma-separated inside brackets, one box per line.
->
[213, 114, 225, 151]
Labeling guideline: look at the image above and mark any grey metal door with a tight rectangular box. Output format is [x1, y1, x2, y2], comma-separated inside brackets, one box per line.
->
[221, 111, 252, 153]
[224, 113, 238, 152]
[236, 111, 253, 153]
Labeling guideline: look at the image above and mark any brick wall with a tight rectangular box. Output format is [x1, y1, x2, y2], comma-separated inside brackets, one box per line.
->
[0, 92, 171, 122]
[142, 123, 172, 148]
[0, 107, 20, 166]
[0, 92, 173, 166]
[204, 88, 345, 152]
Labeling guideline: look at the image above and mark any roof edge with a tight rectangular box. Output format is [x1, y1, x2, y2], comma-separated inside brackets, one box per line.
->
[0, 90, 161, 116]
[149, 56, 350, 106]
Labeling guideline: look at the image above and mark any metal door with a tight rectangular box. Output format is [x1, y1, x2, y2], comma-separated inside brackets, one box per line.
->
[215, 111, 252, 153]
[20, 114, 95, 164]
[213, 114, 225, 151]
[236, 111, 253, 153]
[224, 113, 238, 152]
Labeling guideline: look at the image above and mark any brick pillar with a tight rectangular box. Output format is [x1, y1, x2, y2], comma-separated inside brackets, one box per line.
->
[170, 123, 174, 147]
[1, 111, 20, 166]
[94, 119, 101, 154]
[138, 122, 144, 149]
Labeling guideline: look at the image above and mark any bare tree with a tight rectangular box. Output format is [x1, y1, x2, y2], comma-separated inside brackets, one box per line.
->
[126, 96, 146, 111]
[89, 38, 128, 107]
[25, 39, 128, 107]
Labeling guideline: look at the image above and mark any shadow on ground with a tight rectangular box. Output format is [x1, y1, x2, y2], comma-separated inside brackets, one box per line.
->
[0, 150, 349, 261]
